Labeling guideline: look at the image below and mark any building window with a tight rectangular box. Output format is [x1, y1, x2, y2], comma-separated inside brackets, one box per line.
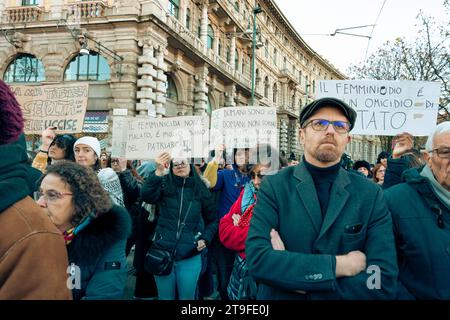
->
[234, 1, 239, 12]
[273, 48, 277, 66]
[4, 54, 45, 83]
[185, 8, 191, 29]
[168, 0, 180, 19]
[21, 0, 40, 6]
[305, 75, 309, 92]
[299, 70, 302, 84]
[218, 39, 222, 56]
[283, 57, 287, 70]
[273, 83, 277, 103]
[235, 49, 239, 71]
[197, 19, 201, 37]
[312, 80, 315, 94]
[207, 96, 212, 115]
[207, 25, 214, 50]
[64, 52, 110, 81]
[164, 75, 178, 101]
[265, 40, 269, 58]
[264, 76, 269, 98]
[226, 46, 230, 63]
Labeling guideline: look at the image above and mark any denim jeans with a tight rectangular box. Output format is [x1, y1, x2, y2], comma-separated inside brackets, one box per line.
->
[154, 253, 202, 300]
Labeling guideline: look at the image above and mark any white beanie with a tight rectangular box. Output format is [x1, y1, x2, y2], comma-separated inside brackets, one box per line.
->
[97, 168, 125, 207]
[74, 136, 101, 158]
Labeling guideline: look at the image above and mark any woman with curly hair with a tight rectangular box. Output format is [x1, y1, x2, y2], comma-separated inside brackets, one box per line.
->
[35, 161, 131, 300]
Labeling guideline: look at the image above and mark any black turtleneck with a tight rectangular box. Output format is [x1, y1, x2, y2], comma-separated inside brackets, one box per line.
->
[303, 156, 341, 217]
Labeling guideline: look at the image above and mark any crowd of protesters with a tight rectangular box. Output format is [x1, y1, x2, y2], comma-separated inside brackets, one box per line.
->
[1, 79, 449, 300]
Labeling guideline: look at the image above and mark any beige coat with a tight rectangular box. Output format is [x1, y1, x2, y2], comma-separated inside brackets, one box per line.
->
[0, 197, 72, 300]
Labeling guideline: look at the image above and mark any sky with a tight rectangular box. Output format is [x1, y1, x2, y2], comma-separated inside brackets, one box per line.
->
[273, 0, 449, 75]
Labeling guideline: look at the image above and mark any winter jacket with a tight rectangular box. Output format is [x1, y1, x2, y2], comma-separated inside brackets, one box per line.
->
[68, 205, 131, 300]
[203, 161, 251, 218]
[0, 140, 71, 300]
[384, 167, 450, 299]
[141, 165, 218, 261]
[246, 161, 398, 300]
[219, 185, 256, 259]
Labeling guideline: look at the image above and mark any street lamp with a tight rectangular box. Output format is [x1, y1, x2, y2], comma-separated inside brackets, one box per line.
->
[250, 4, 263, 106]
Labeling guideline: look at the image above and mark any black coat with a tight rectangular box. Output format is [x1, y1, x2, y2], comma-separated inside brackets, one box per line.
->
[141, 166, 218, 261]
[384, 167, 450, 299]
[68, 205, 131, 300]
[246, 162, 398, 300]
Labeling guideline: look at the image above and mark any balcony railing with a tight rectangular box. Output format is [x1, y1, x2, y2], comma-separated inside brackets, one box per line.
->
[5, 6, 43, 23]
[281, 68, 299, 85]
[67, 1, 107, 19]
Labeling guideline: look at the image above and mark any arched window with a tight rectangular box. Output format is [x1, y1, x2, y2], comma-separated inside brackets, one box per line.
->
[264, 76, 269, 99]
[207, 96, 212, 115]
[265, 39, 269, 58]
[273, 82, 277, 103]
[4, 54, 45, 82]
[273, 48, 277, 66]
[164, 75, 178, 101]
[234, 1, 239, 12]
[64, 52, 110, 81]
[207, 25, 214, 50]
[185, 8, 191, 29]
[168, 0, 180, 19]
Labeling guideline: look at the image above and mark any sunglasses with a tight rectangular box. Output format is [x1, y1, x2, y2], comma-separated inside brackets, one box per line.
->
[173, 160, 189, 168]
[251, 172, 265, 179]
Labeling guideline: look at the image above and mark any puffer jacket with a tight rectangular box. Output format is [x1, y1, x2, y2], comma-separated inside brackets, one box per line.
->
[140, 165, 218, 261]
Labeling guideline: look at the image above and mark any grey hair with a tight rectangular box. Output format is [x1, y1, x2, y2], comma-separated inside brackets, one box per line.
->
[425, 121, 450, 151]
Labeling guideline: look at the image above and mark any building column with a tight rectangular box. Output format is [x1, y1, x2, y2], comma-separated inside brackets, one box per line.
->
[200, 0, 209, 51]
[230, 35, 236, 70]
[281, 82, 288, 108]
[193, 64, 209, 115]
[279, 116, 289, 155]
[224, 84, 236, 107]
[136, 40, 167, 117]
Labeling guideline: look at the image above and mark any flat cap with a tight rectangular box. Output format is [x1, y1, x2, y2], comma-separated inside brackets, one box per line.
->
[300, 97, 357, 131]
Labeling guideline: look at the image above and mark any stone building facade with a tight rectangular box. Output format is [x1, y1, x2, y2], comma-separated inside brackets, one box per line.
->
[0, 0, 382, 163]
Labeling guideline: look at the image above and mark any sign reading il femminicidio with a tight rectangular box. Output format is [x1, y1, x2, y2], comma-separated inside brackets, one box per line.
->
[316, 80, 441, 136]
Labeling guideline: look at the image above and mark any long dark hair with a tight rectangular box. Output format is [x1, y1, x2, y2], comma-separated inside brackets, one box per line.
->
[47, 134, 76, 164]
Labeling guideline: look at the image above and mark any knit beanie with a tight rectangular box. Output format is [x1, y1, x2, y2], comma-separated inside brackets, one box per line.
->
[0, 80, 24, 145]
[74, 136, 101, 158]
[97, 167, 125, 207]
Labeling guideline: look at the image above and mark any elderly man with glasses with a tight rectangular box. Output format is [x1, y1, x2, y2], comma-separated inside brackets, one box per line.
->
[384, 121, 450, 299]
[245, 97, 398, 300]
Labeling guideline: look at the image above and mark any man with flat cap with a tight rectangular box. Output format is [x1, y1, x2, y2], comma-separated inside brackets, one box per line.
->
[246, 97, 398, 299]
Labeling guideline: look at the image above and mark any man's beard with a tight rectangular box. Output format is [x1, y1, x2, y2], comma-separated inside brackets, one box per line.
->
[314, 141, 339, 163]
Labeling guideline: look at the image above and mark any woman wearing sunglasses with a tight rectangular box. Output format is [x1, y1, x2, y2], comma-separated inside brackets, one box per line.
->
[32, 127, 76, 173]
[35, 161, 131, 300]
[141, 152, 218, 300]
[218, 144, 280, 300]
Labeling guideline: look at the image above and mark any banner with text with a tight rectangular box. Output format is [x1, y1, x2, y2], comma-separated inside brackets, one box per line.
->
[10, 83, 89, 134]
[316, 80, 441, 136]
[210, 106, 278, 150]
[111, 116, 210, 160]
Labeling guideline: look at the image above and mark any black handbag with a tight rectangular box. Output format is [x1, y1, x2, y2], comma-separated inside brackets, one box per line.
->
[144, 202, 192, 276]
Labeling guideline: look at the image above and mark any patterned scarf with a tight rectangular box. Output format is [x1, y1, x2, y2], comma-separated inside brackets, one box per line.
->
[62, 215, 94, 245]
[63, 227, 75, 245]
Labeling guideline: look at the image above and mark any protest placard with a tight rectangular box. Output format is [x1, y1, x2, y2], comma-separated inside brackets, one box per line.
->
[316, 80, 441, 136]
[111, 116, 209, 160]
[210, 106, 278, 150]
[10, 83, 89, 134]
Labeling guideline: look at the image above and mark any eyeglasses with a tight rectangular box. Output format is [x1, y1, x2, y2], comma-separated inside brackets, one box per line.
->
[429, 147, 450, 159]
[303, 119, 351, 134]
[251, 172, 265, 179]
[34, 190, 73, 202]
[173, 160, 189, 168]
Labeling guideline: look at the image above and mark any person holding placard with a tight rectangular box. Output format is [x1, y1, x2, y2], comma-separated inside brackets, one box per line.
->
[203, 146, 252, 300]
[140, 153, 218, 300]
[32, 127, 76, 173]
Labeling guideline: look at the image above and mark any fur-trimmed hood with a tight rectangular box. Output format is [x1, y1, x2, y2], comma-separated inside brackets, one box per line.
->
[68, 205, 131, 265]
